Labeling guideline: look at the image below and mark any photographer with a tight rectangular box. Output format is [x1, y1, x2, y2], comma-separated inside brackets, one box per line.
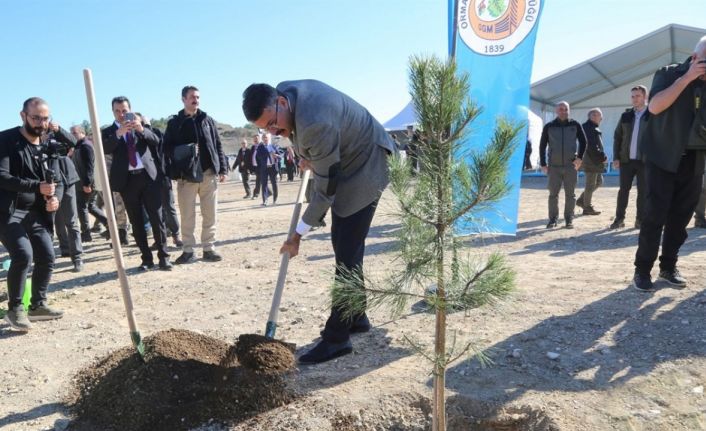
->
[0, 97, 64, 332]
[47, 122, 85, 272]
[632, 37, 706, 291]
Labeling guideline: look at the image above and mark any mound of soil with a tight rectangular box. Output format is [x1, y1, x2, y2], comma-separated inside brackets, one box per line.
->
[446, 395, 559, 431]
[234, 334, 296, 373]
[66, 329, 295, 431]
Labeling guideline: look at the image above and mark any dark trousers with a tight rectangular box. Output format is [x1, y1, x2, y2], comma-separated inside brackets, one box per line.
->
[120, 171, 168, 264]
[253, 171, 261, 197]
[55, 184, 83, 260]
[547, 165, 577, 221]
[161, 181, 180, 236]
[261, 166, 279, 203]
[321, 200, 378, 343]
[239, 170, 251, 196]
[0, 209, 55, 309]
[615, 160, 645, 222]
[634, 153, 702, 274]
[77, 189, 107, 233]
[286, 163, 295, 181]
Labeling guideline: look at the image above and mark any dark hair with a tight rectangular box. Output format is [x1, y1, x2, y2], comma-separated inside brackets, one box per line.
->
[182, 85, 199, 98]
[631, 85, 647, 96]
[242, 83, 277, 121]
[111, 96, 131, 109]
[22, 97, 47, 112]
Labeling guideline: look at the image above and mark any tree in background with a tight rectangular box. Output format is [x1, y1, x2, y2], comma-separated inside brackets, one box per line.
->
[332, 54, 522, 431]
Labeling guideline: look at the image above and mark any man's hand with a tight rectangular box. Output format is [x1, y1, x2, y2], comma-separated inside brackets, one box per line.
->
[299, 159, 312, 172]
[39, 181, 55, 197]
[541, 166, 548, 175]
[612, 160, 620, 170]
[83, 185, 92, 193]
[117, 123, 130, 138]
[48, 122, 60, 133]
[45, 196, 59, 212]
[685, 58, 706, 82]
[218, 174, 227, 183]
[280, 233, 302, 258]
[573, 158, 582, 171]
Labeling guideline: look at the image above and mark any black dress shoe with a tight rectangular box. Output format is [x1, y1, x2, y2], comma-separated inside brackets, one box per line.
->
[175, 252, 196, 265]
[350, 314, 371, 334]
[159, 258, 173, 271]
[298, 339, 353, 364]
[138, 262, 155, 271]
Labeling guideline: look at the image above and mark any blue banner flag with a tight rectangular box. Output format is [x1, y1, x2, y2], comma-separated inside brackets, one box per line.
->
[450, 0, 543, 235]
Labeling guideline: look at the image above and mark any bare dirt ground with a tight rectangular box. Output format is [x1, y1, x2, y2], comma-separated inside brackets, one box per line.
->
[1, 174, 705, 430]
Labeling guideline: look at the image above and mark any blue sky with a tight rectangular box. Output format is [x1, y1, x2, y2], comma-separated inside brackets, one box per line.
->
[1, 0, 705, 130]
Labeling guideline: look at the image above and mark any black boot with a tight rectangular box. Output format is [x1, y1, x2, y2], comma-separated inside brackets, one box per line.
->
[118, 228, 129, 246]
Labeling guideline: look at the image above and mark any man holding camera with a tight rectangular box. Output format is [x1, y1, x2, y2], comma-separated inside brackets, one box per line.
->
[0, 97, 64, 331]
[632, 37, 706, 291]
[164, 86, 228, 265]
[102, 96, 172, 271]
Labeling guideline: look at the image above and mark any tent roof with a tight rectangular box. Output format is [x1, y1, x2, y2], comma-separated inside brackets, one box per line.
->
[530, 24, 705, 107]
[383, 102, 416, 131]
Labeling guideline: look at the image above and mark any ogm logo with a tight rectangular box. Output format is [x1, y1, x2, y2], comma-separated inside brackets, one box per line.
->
[457, 0, 541, 56]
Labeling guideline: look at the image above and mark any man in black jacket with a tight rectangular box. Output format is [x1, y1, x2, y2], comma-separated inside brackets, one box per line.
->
[71, 125, 109, 242]
[163, 86, 228, 265]
[539, 101, 587, 229]
[102, 96, 172, 271]
[610, 85, 649, 229]
[632, 37, 706, 291]
[48, 122, 85, 272]
[0, 97, 63, 331]
[233, 139, 252, 198]
[576, 108, 607, 215]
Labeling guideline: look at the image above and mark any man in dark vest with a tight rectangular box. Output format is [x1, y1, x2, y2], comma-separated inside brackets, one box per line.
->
[632, 37, 706, 291]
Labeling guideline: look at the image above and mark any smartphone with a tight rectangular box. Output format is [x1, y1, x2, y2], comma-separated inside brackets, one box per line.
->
[124, 112, 136, 122]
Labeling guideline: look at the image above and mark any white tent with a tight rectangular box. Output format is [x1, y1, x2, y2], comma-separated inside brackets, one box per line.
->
[383, 102, 417, 131]
[530, 23, 705, 166]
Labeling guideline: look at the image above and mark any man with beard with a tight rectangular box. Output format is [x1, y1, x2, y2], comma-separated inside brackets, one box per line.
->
[242, 80, 396, 364]
[632, 36, 706, 291]
[0, 97, 63, 331]
[164, 86, 228, 265]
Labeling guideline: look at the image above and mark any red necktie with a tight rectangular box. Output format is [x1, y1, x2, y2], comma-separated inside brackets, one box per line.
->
[126, 133, 137, 167]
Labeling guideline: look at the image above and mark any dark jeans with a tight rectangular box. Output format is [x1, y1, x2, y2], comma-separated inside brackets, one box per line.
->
[0, 209, 55, 309]
[239, 170, 251, 196]
[55, 184, 83, 260]
[77, 188, 107, 233]
[260, 166, 279, 203]
[321, 200, 378, 343]
[161, 181, 180, 236]
[615, 160, 645, 222]
[634, 153, 702, 274]
[120, 171, 168, 264]
[285, 163, 295, 182]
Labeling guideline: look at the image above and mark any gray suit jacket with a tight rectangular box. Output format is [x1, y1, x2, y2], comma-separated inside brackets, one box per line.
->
[277, 80, 397, 225]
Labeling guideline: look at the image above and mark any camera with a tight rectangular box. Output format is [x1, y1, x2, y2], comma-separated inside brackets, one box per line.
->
[124, 112, 136, 122]
[40, 137, 70, 158]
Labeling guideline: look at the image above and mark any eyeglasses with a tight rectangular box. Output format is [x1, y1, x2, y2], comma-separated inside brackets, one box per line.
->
[25, 114, 51, 123]
[265, 103, 279, 131]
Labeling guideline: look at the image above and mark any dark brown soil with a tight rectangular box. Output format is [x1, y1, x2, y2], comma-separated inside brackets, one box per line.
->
[234, 334, 296, 373]
[65, 329, 295, 431]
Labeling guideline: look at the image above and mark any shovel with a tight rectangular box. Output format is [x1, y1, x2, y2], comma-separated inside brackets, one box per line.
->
[265, 169, 311, 341]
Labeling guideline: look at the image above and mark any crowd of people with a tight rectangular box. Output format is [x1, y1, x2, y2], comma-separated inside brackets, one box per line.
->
[538, 37, 706, 292]
[1, 38, 705, 365]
